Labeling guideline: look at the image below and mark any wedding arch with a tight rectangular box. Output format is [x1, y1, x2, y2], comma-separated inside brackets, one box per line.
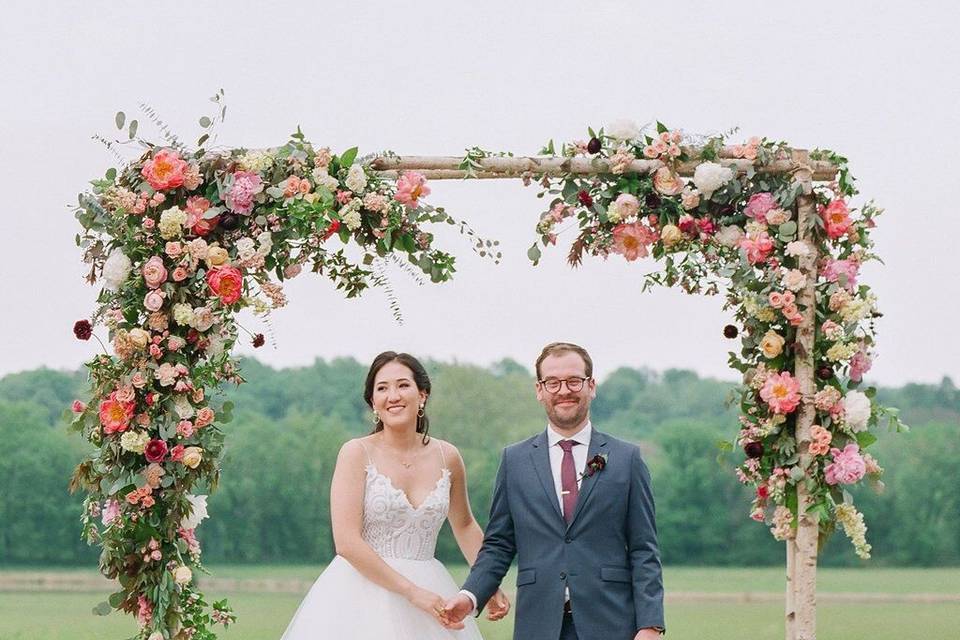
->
[69, 106, 904, 640]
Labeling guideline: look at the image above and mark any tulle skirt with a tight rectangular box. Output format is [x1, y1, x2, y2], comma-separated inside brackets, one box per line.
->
[279, 555, 483, 639]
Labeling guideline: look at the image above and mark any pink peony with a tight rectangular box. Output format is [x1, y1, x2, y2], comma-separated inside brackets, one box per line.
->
[820, 200, 852, 239]
[225, 171, 263, 215]
[824, 444, 867, 485]
[739, 232, 774, 264]
[141, 256, 167, 289]
[394, 171, 430, 208]
[822, 258, 859, 291]
[759, 371, 802, 414]
[611, 222, 658, 262]
[206, 265, 244, 305]
[98, 391, 135, 434]
[744, 192, 777, 220]
[141, 149, 188, 191]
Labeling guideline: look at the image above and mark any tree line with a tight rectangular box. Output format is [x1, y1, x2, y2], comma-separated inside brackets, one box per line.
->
[0, 358, 957, 567]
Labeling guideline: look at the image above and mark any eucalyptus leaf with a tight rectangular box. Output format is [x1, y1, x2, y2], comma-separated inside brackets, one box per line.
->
[115, 112, 125, 130]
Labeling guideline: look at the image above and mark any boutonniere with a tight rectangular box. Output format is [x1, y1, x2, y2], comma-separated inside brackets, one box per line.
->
[581, 453, 608, 479]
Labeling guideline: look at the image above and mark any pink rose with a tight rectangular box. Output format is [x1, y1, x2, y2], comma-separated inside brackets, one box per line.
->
[824, 444, 866, 485]
[177, 420, 195, 438]
[142, 256, 168, 289]
[768, 292, 785, 308]
[822, 258, 859, 291]
[169, 444, 185, 462]
[739, 232, 774, 264]
[744, 192, 777, 220]
[114, 385, 136, 404]
[172, 267, 188, 282]
[141, 149, 188, 191]
[652, 167, 685, 196]
[144, 290, 165, 312]
[71, 400, 86, 413]
[849, 348, 873, 382]
[165, 242, 183, 258]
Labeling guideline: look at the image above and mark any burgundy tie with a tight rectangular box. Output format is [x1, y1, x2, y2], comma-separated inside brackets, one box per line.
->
[558, 440, 579, 523]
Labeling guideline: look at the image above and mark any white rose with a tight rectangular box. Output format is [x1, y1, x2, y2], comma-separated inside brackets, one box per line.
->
[692, 161, 734, 199]
[102, 249, 132, 291]
[785, 241, 810, 257]
[341, 200, 362, 231]
[843, 390, 872, 432]
[782, 269, 807, 292]
[345, 164, 368, 193]
[235, 237, 256, 261]
[173, 565, 193, 586]
[715, 225, 744, 248]
[180, 494, 209, 530]
[192, 306, 215, 332]
[173, 394, 195, 419]
[256, 231, 273, 257]
[605, 119, 641, 142]
[311, 168, 340, 191]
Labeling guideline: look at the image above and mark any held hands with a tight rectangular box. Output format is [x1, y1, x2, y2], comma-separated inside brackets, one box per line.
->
[440, 593, 474, 626]
[485, 588, 511, 621]
[407, 586, 464, 630]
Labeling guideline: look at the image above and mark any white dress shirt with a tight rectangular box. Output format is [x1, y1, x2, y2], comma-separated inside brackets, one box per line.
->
[461, 422, 592, 611]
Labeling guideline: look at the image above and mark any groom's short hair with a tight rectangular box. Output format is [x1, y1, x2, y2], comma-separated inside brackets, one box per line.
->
[535, 342, 594, 379]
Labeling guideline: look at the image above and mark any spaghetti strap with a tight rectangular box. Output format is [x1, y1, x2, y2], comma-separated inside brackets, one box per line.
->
[358, 438, 373, 465]
[437, 440, 447, 470]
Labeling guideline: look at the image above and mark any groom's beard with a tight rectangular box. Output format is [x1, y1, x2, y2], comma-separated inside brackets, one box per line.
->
[544, 394, 590, 431]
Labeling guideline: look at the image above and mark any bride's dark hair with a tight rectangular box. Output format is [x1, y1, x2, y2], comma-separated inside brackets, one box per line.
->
[364, 351, 432, 444]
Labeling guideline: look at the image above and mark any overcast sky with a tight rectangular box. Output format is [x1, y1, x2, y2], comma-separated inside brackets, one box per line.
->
[1, 1, 958, 386]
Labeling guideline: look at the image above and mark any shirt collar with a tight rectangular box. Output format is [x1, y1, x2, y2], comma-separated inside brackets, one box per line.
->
[547, 420, 592, 448]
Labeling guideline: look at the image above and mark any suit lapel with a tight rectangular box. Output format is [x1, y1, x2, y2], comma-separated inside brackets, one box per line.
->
[530, 431, 565, 523]
[567, 430, 609, 531]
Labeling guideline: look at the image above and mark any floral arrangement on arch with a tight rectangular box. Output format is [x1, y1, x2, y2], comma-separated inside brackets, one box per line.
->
[68, 102, 479, 639]
[527, 118, 906, 558]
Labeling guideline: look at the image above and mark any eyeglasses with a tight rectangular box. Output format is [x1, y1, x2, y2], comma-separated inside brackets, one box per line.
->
[538, 377, 590, 393]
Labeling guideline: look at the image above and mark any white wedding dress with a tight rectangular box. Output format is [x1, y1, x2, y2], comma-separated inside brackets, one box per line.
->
[280, 442, 483, 639]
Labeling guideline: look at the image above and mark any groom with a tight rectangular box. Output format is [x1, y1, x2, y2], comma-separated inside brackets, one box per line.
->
[443, 342, 665, 639]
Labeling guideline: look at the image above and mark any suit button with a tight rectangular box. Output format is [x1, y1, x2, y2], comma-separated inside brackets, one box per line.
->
[560, 571, 567, 580]
[565, 537, 572, 543]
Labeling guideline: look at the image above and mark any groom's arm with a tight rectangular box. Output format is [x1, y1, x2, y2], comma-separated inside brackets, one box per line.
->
[627, 446, 666, 633]
[461, 447, 517, 611]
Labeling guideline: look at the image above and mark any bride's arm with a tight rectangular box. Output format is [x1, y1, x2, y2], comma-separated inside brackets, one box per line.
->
[331, 439, 455, 622]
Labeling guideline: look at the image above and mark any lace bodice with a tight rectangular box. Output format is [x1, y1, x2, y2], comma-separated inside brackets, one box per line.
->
[361, 462, 451, 561]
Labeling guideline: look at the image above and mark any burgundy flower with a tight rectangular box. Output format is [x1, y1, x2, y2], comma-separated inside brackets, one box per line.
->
[219, 213, 240, 231]
[577, 190, 594, 208]
[744, 441, 764, 459]
[723, 325, 739, 339]
[584, 453, 608, 477]
[645, 193, 662, 210]
[816, 365, 834, 381]
[252, 333, 265, 348]
[73, 320, 93, 340]
[586, 137, 602, 154]
[144, 439, 168, 463]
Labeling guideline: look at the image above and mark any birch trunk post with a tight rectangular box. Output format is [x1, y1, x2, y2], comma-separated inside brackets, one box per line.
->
[787, 150, 820, 640]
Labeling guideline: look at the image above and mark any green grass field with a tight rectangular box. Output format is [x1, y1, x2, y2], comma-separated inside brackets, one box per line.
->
[1, 566, 957, 640]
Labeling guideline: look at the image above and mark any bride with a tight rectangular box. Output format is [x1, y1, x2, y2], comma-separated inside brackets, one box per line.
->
[280, 351, 510, 639]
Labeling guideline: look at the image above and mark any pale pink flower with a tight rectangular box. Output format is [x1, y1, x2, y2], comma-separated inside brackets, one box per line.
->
[141, 256, 168, 289]
[652, 167, 684, 196]
[760, 372, 802, 414]
[739, 231, 774, 264]
[172, 267, 188, 282]
[394, 171, 430, 208]
[155, 363, 179, 387]
[101, 499, 121, 525]
[768, 291, 785, 308]
[165, 242, 183, 258]
[825, 444, 867, 485]
[809, 425, 833, 456]
[849, 348, 873, 382]
[177, 420, 195, 438]
[822, 258, 859, 291]
[144, 290, 165, 312]
[71, 400, 86, 413]
[611, 222, 658, 261]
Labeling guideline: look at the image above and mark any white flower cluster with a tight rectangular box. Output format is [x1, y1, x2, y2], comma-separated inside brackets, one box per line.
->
[692, 161, 734, 198]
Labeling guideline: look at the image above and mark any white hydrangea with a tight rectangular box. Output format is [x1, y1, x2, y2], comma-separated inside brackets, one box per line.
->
[238, 150, 274, 173]
[785, 241, 810, 257]
[120, 431, 149, 454]
[839, 295, 876, 323]
[692, 161, 734, 199]
[180, 494, 209, 530]
[158, 206, 188, 240]
[172, 303, 195, 327]
[345, 164, 368, 193]
[843, 390, 872, 432]
[605, 119, 641, 142]
[102, 248, 132, 291]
